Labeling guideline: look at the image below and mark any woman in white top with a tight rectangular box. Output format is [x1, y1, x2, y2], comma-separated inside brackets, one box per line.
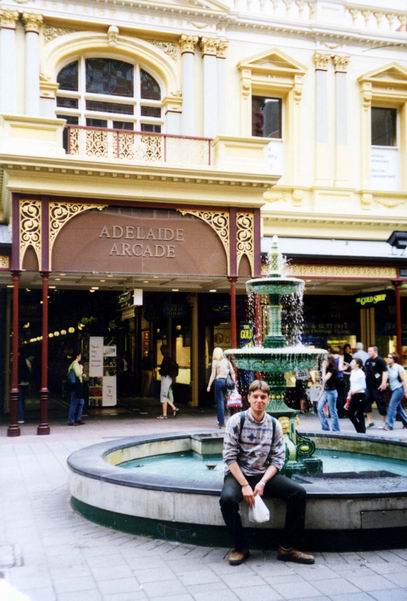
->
[207, 347, 235, 428]
[384, 353, 407, 431]
[345, 358, 366, 433]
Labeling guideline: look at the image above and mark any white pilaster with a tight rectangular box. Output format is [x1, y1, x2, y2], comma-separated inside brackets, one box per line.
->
[0, 11, 19, 113]
[333, 55, 350, 186]
[23, 13, 43, 116]
[313, 53, 331, 186]
[201, 38, 218, 138]
[179, 35, 198, 137]
[216, 40, 228, 136]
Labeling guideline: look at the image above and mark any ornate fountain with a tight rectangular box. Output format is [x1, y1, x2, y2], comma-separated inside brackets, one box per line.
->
[225, 235, 327, 475]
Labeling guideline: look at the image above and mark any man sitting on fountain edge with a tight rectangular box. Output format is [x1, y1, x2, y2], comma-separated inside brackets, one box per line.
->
[220, 379, 314, 566]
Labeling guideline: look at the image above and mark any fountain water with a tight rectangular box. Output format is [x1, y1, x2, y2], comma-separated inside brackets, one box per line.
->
[226, 235, 327, 474]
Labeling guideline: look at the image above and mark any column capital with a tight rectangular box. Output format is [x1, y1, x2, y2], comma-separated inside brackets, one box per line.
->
[332, 54, 350, 73]
[200, 37, 218, 57]
[179, 34, 198, 54]
[0, 10, 19, 29]
[23, 13, 43, 34]
[216, 39, 228, 59]
[313, 52, 330, 71]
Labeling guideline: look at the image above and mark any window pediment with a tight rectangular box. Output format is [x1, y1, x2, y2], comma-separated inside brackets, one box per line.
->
[239, 49, 306, 77]
[238, 49, 306, 102]
[358, 63, 407, 88]
[358, 62, 407, 106]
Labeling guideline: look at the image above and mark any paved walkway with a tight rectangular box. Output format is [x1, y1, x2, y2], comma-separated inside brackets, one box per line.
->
[0, 412, 407, 601]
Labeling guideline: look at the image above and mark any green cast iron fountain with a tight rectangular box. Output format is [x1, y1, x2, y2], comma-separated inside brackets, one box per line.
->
[225, 235, 327, 475]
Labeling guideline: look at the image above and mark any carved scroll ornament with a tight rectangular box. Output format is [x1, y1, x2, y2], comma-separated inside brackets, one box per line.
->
[19, 199, 41, 269]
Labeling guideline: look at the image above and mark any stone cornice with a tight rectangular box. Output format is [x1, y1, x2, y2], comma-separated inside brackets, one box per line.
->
[1, 156, 278, 192]
[262, 212, 407, 228]
[4, 1, 406, 48]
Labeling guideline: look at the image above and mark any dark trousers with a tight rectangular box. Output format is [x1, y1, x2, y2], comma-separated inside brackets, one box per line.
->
[348, 393, 366, 433]
[220, 472, 306, 551]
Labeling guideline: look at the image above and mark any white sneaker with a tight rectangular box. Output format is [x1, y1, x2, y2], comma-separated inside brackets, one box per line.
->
[17, 420, 24, 424]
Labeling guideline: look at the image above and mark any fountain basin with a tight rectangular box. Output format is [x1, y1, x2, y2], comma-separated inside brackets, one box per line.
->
[246, 276, 304, 296]
[68, 431, 407, 551]
[225, 346, 327, 372]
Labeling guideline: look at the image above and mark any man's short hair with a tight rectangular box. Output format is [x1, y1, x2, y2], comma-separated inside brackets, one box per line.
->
[248, 379, 270, 395]
[368, 346, 378, 354]
[356, 342, 364, 351]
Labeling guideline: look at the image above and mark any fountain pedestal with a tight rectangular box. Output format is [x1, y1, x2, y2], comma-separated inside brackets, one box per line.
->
[226, 236, 326, 475]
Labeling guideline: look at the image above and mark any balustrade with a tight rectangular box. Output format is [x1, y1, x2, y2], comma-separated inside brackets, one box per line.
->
[65, 125, 212, 166]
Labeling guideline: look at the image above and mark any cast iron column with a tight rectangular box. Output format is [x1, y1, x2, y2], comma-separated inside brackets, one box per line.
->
[393, 280, 402, 357]
[8, 271, 20, 437]
[229, 276, 237, 348]
[38, 272, 50, 434]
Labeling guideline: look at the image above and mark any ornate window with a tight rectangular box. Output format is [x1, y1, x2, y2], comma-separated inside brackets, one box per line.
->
[56, 57, 162, 132]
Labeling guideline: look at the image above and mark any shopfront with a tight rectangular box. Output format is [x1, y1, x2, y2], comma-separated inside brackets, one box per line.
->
[5, 195, 261, 435]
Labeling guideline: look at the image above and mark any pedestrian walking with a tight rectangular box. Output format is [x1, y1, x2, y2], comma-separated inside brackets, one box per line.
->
[364, 346, 388, 428]
[317, 355, 340, 432]
[220, 379, 314, 566]
[353, 342, 368, 366]
[345, 358, 366, 433]
[67, 351, 86, 426]
[384, 353, 407, 431]
[207, 347, 235, 428]
[157, 345, 179, 419]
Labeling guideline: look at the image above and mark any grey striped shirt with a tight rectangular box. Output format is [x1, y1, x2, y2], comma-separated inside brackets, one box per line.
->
[223, 410, 286, 476]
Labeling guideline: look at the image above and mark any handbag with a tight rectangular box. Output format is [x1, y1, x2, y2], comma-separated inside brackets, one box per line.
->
[226, 388, 242, 408]
[225, 373, 235, 391]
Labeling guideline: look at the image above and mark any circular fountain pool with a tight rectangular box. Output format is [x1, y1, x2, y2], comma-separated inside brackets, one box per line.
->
[68, 430, 407, 551]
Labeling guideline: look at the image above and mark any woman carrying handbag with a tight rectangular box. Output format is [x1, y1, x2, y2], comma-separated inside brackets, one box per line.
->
[207, 347, 236, 428]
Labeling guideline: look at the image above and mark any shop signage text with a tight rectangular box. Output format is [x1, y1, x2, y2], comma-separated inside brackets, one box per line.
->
[99, 225, 184, 258]
[355, 292, 387, 307]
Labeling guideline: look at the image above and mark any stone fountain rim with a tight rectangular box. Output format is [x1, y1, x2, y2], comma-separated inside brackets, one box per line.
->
[67, 430, 407, 499]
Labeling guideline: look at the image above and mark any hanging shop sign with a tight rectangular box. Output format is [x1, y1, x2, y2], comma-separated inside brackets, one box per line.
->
[355, 290, 388, 308]
[239, 323, 253, 348]
[52, 207, 227, 276]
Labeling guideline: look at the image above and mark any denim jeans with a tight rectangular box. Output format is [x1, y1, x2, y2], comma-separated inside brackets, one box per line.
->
[318, 389, 340, 431]
[220, 472, 306, 550]
[214, 378, 226, 426]
[67, 392, 84, 425]
[386, 386, 407, 429]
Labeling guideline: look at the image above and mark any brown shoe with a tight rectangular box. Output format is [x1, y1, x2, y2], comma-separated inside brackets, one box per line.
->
[227, 549, 250, 566]
[277, 546, 314, 564]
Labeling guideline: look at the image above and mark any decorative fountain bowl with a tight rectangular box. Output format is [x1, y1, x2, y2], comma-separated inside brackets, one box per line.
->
[246, 275, 304, 296]
[225, 345, 326, 373]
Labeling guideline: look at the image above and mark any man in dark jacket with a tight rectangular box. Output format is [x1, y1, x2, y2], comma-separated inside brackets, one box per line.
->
[364, 346, 388, 428]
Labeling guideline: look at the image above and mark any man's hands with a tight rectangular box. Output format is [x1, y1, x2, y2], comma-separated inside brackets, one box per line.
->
[378, 382, 387, 392]
[242, 481, 266, 506]
[242, 484, 255, 506]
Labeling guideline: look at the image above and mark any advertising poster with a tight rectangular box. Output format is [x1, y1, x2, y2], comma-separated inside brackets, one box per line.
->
[89, 336, 104, 377]
[103, 376, 117, 407]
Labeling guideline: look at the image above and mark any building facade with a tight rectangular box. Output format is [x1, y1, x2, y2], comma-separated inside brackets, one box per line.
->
[0, 0, 406, 434]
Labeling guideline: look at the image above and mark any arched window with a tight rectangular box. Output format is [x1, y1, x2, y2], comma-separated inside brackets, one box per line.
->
[56, 57, 162, 132]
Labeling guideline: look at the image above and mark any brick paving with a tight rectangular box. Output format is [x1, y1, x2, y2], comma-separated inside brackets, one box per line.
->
[0, 411, 407, 601]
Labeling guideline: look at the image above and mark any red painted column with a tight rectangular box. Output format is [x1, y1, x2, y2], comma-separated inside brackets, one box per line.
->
[8, 271, 20, 437]
[229, 276, 237, 348]
[38, 273, 50, 435]
[393, 281, 402, 358]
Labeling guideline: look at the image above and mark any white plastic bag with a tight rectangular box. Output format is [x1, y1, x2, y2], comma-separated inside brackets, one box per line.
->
[248, 495, 270, 523]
